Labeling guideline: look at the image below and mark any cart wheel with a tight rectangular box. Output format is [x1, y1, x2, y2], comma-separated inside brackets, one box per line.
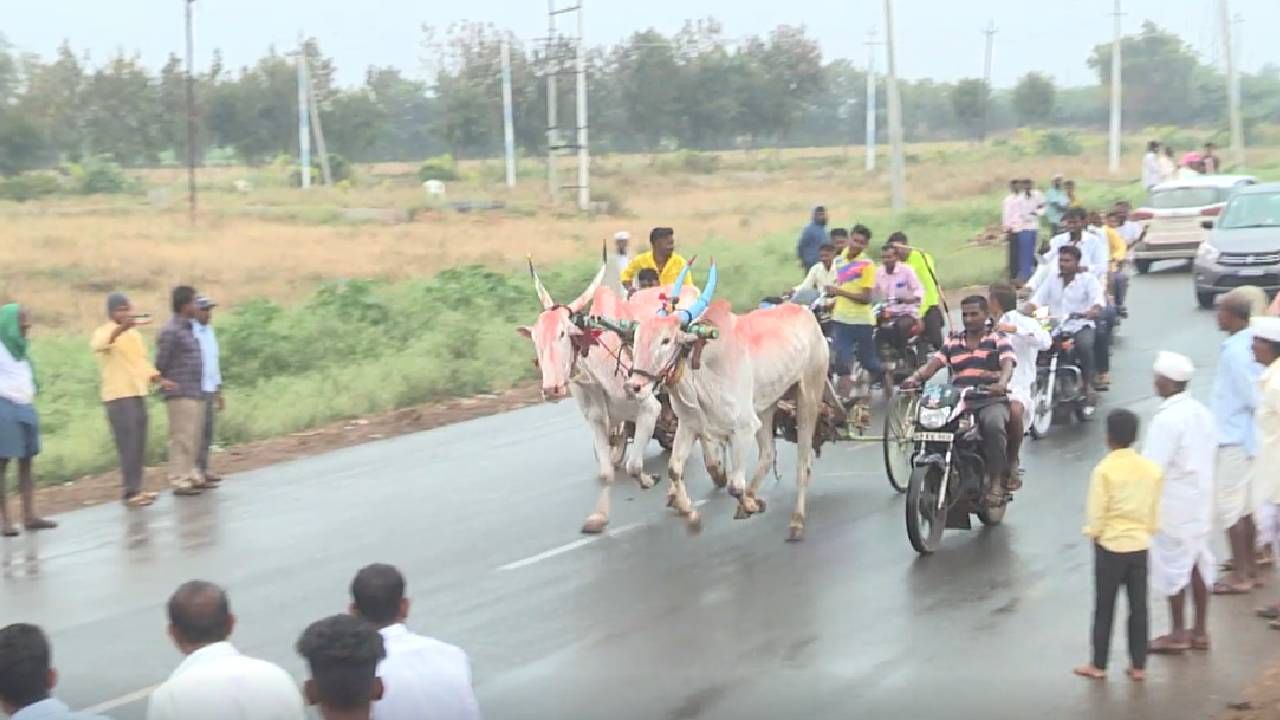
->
[882, 391, 915, 493]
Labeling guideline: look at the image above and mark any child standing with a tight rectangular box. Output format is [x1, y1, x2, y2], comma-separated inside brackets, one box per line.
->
[1075, 408, 1163, 682]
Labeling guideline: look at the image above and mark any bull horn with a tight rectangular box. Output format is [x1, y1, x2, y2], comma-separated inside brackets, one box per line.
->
[678, 259, 717, 327]
[661, 255, 697, 316]
[567, 263, 608, 313]
[527, 255, 555, 310]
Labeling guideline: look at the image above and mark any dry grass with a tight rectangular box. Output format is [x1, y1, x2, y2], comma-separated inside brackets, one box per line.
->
[5, 137, 1278, 334]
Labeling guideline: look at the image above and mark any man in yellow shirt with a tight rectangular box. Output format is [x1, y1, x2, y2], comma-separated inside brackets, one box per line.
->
[1103, 210, 1130, 313]
[91, 293, 172, 507]
[1076, 408, 1162, 682]
[825, 225, 883, 399]
[620, 227, 689, 292]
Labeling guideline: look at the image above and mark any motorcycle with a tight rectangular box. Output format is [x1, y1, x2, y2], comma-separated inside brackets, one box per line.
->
[1028, 310, 1090, 439]
[904, 383, 1009, 554]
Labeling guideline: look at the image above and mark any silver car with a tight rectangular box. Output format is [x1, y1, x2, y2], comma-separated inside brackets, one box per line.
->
[1192, 182, 1280, 309]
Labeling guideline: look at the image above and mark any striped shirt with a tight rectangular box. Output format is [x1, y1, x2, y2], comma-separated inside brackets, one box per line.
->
[933, 329, 1016, 388]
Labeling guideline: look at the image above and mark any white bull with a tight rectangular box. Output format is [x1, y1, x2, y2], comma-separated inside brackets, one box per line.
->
[518, 262, 723, 534]
[624, 262, 829, 541]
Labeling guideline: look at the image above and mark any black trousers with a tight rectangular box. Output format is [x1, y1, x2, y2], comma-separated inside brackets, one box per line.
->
[922, 306, 944, 351]
[1091, 544, 1149, 670]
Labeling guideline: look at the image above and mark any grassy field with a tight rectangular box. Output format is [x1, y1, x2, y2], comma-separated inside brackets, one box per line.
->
[5, 131, 1279, 484]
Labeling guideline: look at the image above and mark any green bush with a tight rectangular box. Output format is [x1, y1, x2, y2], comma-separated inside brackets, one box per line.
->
[417, 154, 460, 182]
[0, 173, 60, 202]
[69, 156, 134, 195]
[1034, 130, 1083, 156]
[656, 150, 720, 175]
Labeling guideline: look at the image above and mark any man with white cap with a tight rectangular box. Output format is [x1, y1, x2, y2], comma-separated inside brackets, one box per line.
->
[1144, 350, 1217, 654]
[1209, 290, 1263, 595]
[609, 231, 632, 295]
[1249, 317, 1280, 624]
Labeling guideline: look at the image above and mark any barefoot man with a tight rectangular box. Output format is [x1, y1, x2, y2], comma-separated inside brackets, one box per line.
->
[1144, 351, 1218, 654]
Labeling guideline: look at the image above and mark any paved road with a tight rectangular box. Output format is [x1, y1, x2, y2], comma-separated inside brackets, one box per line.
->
[4, 269, 1275, 719]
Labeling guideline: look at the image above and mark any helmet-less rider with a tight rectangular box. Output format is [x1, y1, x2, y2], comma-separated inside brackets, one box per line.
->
[901, 295, 1017, 506]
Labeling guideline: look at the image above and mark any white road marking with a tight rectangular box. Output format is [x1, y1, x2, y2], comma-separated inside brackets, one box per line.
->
[80, 684, 160, 714]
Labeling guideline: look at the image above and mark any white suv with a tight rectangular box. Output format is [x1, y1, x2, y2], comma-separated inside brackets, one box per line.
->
[1131, 174, 1257, 273]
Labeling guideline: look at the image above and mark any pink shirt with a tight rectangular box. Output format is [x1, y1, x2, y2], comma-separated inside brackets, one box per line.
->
[875, 263, 923, 318]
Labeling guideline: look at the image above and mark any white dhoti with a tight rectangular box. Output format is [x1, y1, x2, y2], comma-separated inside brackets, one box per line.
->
[1257, 503, 1280, 554]
[1151, 531, 1217, 597]
[1214, 446, 1253, 530]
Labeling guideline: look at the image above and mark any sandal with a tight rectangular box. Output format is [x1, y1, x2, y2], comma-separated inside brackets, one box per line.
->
[1255, 605, 1280, 619]
[1212, 580, 1253, 595]
[125, 494, 156, 508]
[1191, 635, 1211, 651]
[1148, 635, 1190, 654]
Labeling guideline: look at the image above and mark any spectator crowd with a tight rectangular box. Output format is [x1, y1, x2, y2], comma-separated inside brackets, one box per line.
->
[0, 563, 481, 720]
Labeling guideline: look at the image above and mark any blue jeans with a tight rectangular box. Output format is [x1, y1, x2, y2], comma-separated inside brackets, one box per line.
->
[1015, 230, 1037, 280]
[832, 322, 883, 377]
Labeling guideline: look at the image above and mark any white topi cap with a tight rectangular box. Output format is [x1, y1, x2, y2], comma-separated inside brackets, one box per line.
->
[1153, 351, 1195, 382]
[614, 231, 630, 241]
[1252, 316, 1280, 343]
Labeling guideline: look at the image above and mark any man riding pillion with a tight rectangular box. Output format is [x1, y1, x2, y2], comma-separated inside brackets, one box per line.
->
[988, 283, 1050, 488]
[826, 225, 888, 400]
[902, 296, 1017, 506]
[1027, 244, 1106, 414]
[874, 242, 924, 362]
[887, 233, 944, 350]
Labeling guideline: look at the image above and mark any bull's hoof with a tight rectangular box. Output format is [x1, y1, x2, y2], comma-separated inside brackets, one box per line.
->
[581, 514, 608, 534]
[787, 524, 805, 542]
[709, 468, 728, 488]
[734, 504, 748, 520]
[686, 511, 702, 534]
[727, 482, 744, 499]
[638, 473, 657, 490]
[754, 497, 767, 514]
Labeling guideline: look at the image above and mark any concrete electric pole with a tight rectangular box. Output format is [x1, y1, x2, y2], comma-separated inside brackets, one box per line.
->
[501, 37, 517, 188]
[184, 0, 197, 221]
[865, 29, 878, 172]
[883, 0, 906, 210]
[982, 21, 996, 141]
[1108, 0, 1123, 174]
[1219, 0, 1245, 168]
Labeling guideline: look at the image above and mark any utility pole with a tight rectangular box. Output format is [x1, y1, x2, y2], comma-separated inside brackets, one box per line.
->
[184, 0, 197, 221]
[883, 0, 906, 210]
[501, 38, 517, 189]
[1108, 0, 1123, 174]
[865, 29, 878, 172]
[303, 45, 333, 186]
[1220, 0, 1245, 168]
[296, 34, 312, 190]
[982, 21, 996, 141]
[545, 0, 558, 202]
[574, 0, 590, 211]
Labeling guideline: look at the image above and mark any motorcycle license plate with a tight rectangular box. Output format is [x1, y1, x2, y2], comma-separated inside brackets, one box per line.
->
[913, 432, 953, 442]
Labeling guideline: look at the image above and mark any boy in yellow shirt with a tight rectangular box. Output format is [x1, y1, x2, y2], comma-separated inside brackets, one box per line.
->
[1075, 408, 1163, 682]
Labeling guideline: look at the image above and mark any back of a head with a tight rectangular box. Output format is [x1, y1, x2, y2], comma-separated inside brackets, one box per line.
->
[988, 284, 1017, 315]
[350, 564, 405, 627]
[0, 624, 51, 710]
[1106, 409, 1139, 448]
[297, 615, 386, 713]
[168, 580, 232, 646]
[886, 231, 907, 246]
[1223, 286, 1268, 319]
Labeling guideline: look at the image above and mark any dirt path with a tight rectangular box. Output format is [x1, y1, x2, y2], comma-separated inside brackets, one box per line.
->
[32, 385, 544, 516]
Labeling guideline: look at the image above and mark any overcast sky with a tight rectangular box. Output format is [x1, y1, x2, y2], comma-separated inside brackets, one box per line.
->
[5, 0, 1277, 88]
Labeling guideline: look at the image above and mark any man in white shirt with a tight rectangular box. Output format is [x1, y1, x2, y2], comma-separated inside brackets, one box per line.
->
[1027, 208, 1110, 293]
[607, 231, 631, 296]
[0, 623, 111, 720]
[0, 304, 54, 537]
[1144, 351, 1218, 655]
[1028, 245, 1105, 409]
[349, 564, 480, 720]
[988, 283, 1050, 487]
[1142, 141, 1163, 190]
[147, 581, 305, 720]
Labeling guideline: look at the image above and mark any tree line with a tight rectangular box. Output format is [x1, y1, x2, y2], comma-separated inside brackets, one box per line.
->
[2, 19, 1279, 174]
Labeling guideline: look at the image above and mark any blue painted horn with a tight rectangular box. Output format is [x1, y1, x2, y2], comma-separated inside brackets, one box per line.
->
[659, 256, 696, 316]
[678, 260, 717, 327]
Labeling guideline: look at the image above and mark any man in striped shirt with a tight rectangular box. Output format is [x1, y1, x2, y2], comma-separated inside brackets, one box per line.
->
[904, 295, 1018, 504]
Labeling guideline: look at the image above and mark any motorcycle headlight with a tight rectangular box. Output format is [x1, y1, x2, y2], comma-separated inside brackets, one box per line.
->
[1196, 241, 1220, 264]
[918, 407, 951, 430]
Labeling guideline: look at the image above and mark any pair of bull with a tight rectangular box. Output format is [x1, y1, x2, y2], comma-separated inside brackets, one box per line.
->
[519, 257, 829, 541]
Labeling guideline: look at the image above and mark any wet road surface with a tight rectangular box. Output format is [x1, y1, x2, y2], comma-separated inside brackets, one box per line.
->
[4, 268, 1275, 719]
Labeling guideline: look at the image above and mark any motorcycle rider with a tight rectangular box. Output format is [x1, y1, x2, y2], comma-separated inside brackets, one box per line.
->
[903, 295, 1017, 505]
[988, 283, 1050, 487]
[874, 242, 924, 363]
[1027, 244, 1106, 414]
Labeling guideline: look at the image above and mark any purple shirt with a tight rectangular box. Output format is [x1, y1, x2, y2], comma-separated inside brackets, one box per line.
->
[875, 263, 923, 318]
